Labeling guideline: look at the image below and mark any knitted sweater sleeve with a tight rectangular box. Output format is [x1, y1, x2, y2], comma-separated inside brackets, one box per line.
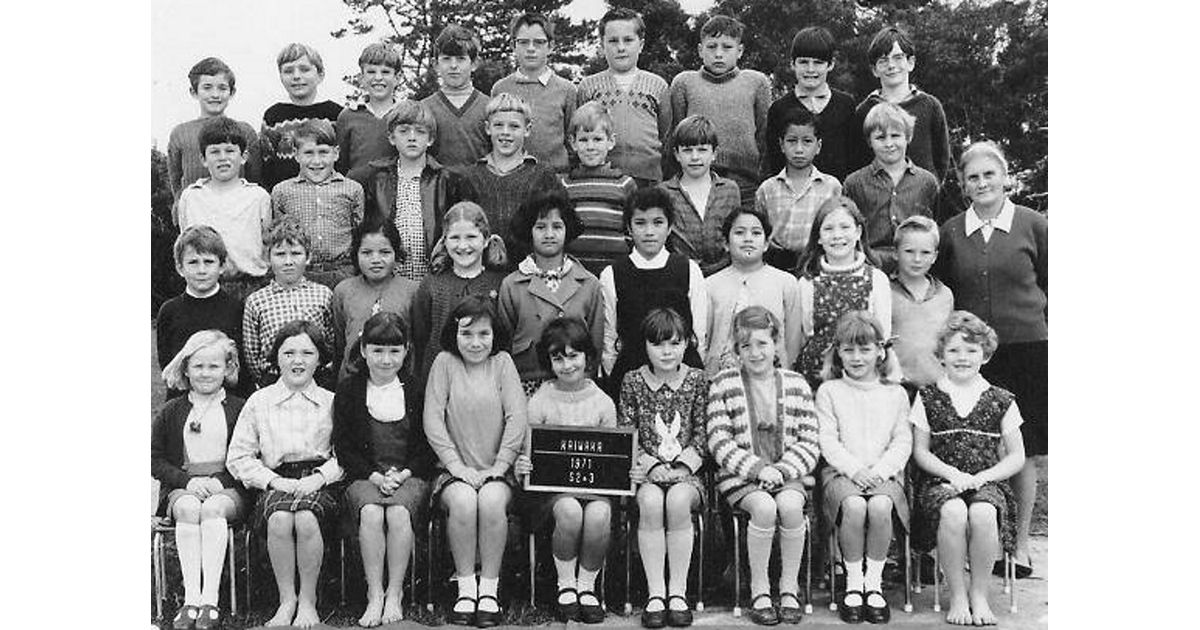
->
[494, 353, 529, 469]
[815, 382, 866, 478]
[676, 370, 709, 473]
[871, 386, 913, 481]
[774, 373, 821, 481]
[422, 352, 469, 478]
[706, 372, 768, 482]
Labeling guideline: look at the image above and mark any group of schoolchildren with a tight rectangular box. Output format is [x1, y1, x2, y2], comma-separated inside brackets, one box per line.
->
[152, 8, 1047, 630]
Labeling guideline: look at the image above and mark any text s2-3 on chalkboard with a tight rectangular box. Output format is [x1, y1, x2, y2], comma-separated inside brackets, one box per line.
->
[524, 425, 636, 496]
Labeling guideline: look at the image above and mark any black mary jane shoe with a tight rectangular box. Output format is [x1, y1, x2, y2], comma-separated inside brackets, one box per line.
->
[577, 590, 606, 624]
[474, 595, 504, 628]
[838, 590, 864, 624]
[447, 596, 476, 626]
[665, 595, 693, 627]
[171, 604, 199, 630]
[748, 593, 780, 626]
[777, 592, 803, 624]
[556, 587, 579, 622]
[863, 591, 890, 624]
[641, 596, 667, 629]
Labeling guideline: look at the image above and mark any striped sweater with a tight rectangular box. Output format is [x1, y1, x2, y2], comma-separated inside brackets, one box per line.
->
[707, 367, 820, 499]
[560, 165, 637, 277]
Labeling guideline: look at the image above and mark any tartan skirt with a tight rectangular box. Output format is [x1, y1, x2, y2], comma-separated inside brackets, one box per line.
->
[252, 459, 345, 535]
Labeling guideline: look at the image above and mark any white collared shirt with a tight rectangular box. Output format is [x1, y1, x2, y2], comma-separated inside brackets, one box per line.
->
[964, 199, 1016, 243]
[598, 248, 708, 375]
[225, 380, 342, 489]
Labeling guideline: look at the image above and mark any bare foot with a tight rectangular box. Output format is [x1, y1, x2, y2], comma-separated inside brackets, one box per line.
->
[969, 591, 997, 625]
[946, 593, 973, 625]
[359, 591, 385, 627]
[265, 598, 297, 627]
[293, 599, 321, 628]
[381, 591, 404, 624]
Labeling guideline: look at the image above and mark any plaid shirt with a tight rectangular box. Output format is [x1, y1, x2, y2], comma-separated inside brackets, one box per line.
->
[242, 279, 334, 382]
[754, 166, 842, 253]
[842, 159, 939, 268]
[270, 174, 365, 264]
[225, 380, 342, 490]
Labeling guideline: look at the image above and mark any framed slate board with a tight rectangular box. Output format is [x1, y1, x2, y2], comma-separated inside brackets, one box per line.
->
[523, 425, 636, 496]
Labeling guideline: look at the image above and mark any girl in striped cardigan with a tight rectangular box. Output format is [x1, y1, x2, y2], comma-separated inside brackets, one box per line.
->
[707, 305, 821, 625]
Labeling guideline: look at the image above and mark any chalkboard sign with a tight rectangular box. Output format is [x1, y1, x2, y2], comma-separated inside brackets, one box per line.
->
[524, 425, 636, 496]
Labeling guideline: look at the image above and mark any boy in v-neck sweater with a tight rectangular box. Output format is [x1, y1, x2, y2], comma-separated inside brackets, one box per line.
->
[422, 25, 491, 168]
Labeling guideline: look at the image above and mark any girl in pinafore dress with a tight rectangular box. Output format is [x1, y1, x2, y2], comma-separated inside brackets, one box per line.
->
[815, 311, 912, 624]
[910, 312, 1025, 626]
[151, 331, 246, 630]
[330, 218, 419, 383]
[333, 312, 431, 627]
[707, 305, 820, 626]
[226, 320, 344, 629]
[619, 308, 708, 629]
[423, 295, 528, 627]
[514, 317, 617, 624]
[794, 196, 892, 390]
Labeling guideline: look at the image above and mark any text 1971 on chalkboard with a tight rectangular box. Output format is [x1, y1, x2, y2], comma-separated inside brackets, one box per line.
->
[524, 425, 635, 496]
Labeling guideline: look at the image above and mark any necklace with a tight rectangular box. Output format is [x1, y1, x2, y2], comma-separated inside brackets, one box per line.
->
[187, 393, 222, 433]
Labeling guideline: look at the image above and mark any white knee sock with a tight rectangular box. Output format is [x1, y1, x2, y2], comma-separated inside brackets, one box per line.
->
[455, 573, 477, 611]
[844, 558, 864, 605]
[199, 517, 229, 606]
[864, 557, 886, 593]
[478, 577, 500, 611]
[638, 527, 666, 598]
[665, 526, 693, 597]
[577, 567, 599, 601]
[175, 521, 202, 605]
[746, 523, 775, 600]
[778, 524, 806, 595]
[554, 556, 578, 593]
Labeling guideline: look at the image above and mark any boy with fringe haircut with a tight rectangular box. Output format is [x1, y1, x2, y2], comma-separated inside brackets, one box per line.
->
[422, 25, 492, 168]
[168, 57, 260, 201]
[659, 115, 741, 276]
[260, 43, 344, 191]
[336, 43, 404, 185]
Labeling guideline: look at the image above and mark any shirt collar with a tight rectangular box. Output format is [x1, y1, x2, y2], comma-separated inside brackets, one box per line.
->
[481, 153, 537, 174]
[187, 389, 227, 408]
[795, 83, 831, 101]
[629, 247, 669, 268]
[191, 177, 252, 190]
[965, 199, 1015, 236]
[871, 157, 916, 176]
[770, 165, 829, 187]
[638, 365, 687, 392]
[290, 172, 347, 186]
[514, 67, 553, 85]
[889, 273, 944, 302]
[264, 380, 325, 406]
[268, 277, 312, 292]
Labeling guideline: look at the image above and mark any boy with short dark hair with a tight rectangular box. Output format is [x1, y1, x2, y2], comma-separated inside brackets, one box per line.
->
[242, 216, 335, 387]
[560, 101, 638, 276]
[668, 15, 771, 209]
[576, 7, 672, 187]
[157, 226, 247, 398]
[761, 27, 857, 182]
[260, 43, 345, 191]
[336, 43, 403, 186]
[421, 25, 491, 168]
[853, 26, 951, 199]
[271, 119, 365, 290]
[457, 93, 566, 265]
[755, 107, 842, 270]
[659, 115, 740, 276]
[168, 57, 260, 200]
[177, 116, 272, 302]
[491, 12, 577, 173]
[843, 102, 939, 274]
[364, 99, 476, 281]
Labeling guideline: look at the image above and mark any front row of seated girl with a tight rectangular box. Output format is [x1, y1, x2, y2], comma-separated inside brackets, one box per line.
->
[152, 299, 1025, 629]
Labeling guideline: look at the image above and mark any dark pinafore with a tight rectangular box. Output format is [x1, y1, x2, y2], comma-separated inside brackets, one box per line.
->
[609, 253, 703, 396]
[912, 384, 1017, 553]
[794, 264, 873, 389]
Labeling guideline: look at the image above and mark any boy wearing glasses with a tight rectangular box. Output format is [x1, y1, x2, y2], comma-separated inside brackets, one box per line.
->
[762, 27, 858, 183]
[491, 12, 577, 173]
[852, 26, 951, 198]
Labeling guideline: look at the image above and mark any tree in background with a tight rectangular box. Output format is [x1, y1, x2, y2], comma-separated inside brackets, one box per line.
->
[333, 0, 593, 100]
[151, 148, 183, 315]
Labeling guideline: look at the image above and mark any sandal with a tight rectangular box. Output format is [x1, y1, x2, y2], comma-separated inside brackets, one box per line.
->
[863, 590, 889, 624]
[193, 604, 222, 630]
[447, 595, 476, 626]
[171, 604, 199, 630]
[748, 593, 779, 626]
[665, 594, 692, 627]
[556, 586, 579, 622]
[641, 595, 667, 629]
[577, 590, 605, 624]
[474, 594, 503, 628]
[839, 590, 864, 624]
[778, 592, 803, 624]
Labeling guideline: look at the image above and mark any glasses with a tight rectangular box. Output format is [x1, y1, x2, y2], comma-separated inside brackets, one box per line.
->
[515, 38, 549, 48]
[875, 53, 911, 68]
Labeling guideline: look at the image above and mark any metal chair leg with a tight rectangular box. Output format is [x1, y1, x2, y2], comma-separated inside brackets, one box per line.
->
[694, 511, 705, 612]
[227, 525, 238, 617]
[339, 538, 347, 606]
[804, 515, 813, 614]
[153, 530, 164, 620]
[624, 504, 633, 616]
[528, 532, 536, 607]
[932, 547, 941, 612]
[732, 515, 742, 617]
[1006, 552, 1016, 612]
[244, 528, 253, 611]
[426, 515, 436, 612]
[903, 530, 913, 613]
[828, 528, 838, 611]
